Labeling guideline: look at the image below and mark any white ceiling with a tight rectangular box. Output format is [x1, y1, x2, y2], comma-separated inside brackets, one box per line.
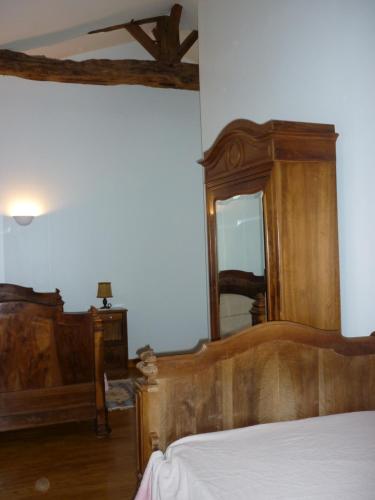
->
[0, 0, 198, 59]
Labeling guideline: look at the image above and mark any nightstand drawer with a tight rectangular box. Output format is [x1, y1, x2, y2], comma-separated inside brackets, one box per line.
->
[103, 320, 122, 341]
[101, 312, 123, 322]
[97, 308, 128, 378]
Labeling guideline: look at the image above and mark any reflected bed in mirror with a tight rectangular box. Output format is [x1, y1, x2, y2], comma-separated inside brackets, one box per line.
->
[219, 270, 266, 336]
[216, 193, 266, 336]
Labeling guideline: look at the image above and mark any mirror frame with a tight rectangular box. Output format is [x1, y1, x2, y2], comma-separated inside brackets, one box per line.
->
[199, 120, 283, 341]
[206, 179, 270, 340]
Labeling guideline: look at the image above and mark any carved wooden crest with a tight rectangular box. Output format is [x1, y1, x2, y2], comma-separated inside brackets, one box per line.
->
[199, 119, 338, 185]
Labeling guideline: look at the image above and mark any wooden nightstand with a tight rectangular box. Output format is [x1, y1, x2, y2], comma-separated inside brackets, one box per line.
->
[97, 308, 128, 379]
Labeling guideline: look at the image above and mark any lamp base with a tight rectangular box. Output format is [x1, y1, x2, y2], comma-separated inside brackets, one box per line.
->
[101, 298, 112, 309]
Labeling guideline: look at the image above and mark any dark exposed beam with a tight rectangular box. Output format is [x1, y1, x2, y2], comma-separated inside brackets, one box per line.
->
[178, 30, 198, 60]
[0, 49, 199, 90]
[87, 3, 198, 63]
[88, 16, 162, 34]
[124, 22, 160, 60]
[170, 4, 183, 24]
[0, 4, 199, 90]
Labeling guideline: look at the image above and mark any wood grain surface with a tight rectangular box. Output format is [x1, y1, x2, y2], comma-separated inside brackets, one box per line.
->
[200, 119, 340, 339]
[0, 410, 137, 499]
[0, 49, 199, 90]
[136, 321, 375, 472]
[0, 284, 108, 435]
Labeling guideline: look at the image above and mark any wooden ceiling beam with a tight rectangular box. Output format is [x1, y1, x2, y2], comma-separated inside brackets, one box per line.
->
[170, 4, 183, 24]
[0, 49, 199, 90]
[124, 22, 160, 60]
[0, 4, 199, 90]
[161, 4, 182, 63]
[88, 16, 162, 34]
[178, 30, 198, 60]
[88, 3, 198, 64]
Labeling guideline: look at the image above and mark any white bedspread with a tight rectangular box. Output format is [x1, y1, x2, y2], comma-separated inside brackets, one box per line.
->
[135, 411, 375, 500]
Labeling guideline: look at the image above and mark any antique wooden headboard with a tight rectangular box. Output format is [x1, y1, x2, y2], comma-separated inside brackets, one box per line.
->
[136, 321, 375, 473]
[218, 270, 265, 298]
[218, 270, 266, 327]
[0, 284, 108, 435]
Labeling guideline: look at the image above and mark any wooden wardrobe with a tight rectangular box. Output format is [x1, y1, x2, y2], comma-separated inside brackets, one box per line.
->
[200, 119, 340, 340]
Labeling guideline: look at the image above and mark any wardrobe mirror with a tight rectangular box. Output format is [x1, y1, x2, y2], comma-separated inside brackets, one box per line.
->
[215, 192, 266, 336]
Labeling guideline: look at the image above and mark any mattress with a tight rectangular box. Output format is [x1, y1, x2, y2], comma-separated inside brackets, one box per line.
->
[135, 411, 375, 500]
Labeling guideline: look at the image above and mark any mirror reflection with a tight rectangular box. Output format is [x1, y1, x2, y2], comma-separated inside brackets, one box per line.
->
[216, 193, 266, 336]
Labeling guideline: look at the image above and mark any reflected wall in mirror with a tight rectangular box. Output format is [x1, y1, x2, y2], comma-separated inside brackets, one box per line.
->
[216, 193, 266, 336]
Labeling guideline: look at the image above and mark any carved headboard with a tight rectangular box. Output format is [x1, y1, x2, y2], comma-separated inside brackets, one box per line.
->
[136, 321, 375, 473]
[0, 283, 64, 307]
[218, 270, 265, 298]
[218, 270, 266, 329]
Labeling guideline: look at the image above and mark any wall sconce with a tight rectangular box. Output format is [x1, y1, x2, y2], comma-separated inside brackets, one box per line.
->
[13, 215, 34, 226]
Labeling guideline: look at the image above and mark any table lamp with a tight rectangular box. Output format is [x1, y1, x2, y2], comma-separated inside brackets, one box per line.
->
[97, 282, 113, 309]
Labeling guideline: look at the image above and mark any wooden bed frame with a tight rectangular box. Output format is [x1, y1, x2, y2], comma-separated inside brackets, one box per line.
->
[218, 269, 266, 325]
[136, 321, 375, 473]
[218, 270, 265, 298]
[0, 284, 109, 436]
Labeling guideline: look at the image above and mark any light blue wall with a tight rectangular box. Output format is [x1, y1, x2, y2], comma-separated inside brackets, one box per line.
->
[0, 44, 209, 356]
[198, 0, 375, 337]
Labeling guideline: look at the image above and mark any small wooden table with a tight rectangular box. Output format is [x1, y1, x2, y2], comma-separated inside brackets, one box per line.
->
[97, 308, 128, 379]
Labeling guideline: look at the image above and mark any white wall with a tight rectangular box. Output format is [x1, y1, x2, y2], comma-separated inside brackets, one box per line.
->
[198, 0, 375, 337]
[0, 43, 209, 356]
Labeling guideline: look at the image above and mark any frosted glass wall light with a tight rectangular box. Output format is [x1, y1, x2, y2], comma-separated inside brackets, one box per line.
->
[13, 215, 34, 226]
